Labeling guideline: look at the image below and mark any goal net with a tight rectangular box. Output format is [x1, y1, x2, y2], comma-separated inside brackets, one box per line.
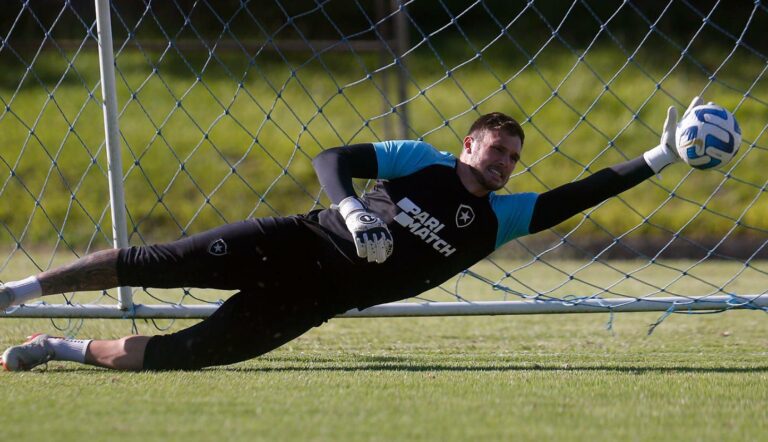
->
[1, 0, 767, 329]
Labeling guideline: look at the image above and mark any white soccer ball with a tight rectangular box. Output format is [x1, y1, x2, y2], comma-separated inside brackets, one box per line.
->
[675, 104, 741, 170]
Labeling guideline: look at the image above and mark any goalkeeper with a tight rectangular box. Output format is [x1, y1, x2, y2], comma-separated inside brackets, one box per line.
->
[0, 97, 703, 371]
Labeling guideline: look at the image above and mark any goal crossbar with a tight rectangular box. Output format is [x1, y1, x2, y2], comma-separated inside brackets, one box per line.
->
[1, 295, 765, 319]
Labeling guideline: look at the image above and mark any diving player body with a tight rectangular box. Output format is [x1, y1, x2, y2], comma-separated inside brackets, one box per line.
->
[1, 102, 697, 371]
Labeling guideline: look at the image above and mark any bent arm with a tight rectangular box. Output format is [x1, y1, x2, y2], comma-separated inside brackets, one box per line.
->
[312, 143, 378, 204]
[528, 156, 654, 233]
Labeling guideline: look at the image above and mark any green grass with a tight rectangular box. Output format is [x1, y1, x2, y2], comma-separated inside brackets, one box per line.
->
[1, 311, 766, 441]
[1, 259, 766, 441]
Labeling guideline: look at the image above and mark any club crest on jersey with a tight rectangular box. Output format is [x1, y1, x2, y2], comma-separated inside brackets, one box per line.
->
[208, 238, 228, 256]
[455, 204, 475, 228]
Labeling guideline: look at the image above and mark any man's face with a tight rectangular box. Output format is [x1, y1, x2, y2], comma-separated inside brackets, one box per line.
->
[461, 129, 522, 192]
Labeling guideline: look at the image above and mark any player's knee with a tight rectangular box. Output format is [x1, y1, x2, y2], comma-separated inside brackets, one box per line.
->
[112, 335, 149, 371]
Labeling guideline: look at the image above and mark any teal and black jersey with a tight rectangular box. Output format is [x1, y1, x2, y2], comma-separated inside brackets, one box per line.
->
[306, 140, 537, 307]
[306, 139, 653, 307]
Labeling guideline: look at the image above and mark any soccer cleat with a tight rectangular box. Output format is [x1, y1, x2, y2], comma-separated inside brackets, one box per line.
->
[2, 333, 54, 371]
[0, 285, 14, 310]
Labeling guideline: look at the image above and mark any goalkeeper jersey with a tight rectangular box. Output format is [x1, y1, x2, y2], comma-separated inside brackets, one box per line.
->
[304, 140, 537, 308]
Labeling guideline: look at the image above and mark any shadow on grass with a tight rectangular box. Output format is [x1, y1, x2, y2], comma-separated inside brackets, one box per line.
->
[217, 364, 768, 374]
[32, 360, 768, 375]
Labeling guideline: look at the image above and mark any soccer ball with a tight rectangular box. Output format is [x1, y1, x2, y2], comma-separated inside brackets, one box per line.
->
[675, 104, 741, 170]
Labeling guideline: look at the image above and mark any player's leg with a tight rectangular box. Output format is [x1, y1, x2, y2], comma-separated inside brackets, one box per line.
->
[115, 219, 285, 291]
[0, 248, 120, 309]
[1, 333, 149, 371]
[2, 216, 344, 371]
[3, 289, 341, 371]
[142, 289, 337, 370]
[0, 217, 304, 310]
[84, 335, 150, 370]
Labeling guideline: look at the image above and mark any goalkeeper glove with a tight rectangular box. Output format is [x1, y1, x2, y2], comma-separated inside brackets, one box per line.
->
[643, 96, 704, 174]
[337, 196, 394, 264]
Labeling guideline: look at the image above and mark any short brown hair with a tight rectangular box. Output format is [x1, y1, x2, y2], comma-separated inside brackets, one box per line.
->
[467, 112, 525, 146]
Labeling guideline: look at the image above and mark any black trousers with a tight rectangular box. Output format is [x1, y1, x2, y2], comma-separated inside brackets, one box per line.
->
[116, 217, 349, 370]
[141, 289, 334, 370]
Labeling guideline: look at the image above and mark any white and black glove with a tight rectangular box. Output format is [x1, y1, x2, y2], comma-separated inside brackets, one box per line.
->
[337, 196, 393, 264]
[643, 96, 704, 174]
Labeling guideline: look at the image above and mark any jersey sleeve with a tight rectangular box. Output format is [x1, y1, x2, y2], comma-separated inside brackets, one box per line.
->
[489, 192, 539, 249]
[373, 140, 456, 179]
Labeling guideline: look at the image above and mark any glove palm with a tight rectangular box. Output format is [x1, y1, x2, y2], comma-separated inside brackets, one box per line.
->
[644, 96, 704, 174]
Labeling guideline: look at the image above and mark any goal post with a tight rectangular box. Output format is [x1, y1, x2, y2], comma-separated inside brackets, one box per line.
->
[94, 0, 132, 311]
[1, 1, 767, 326]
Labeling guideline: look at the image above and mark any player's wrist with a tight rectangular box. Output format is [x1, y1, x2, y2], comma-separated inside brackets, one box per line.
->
[336, 196, 367, 220]
[643, 143, 678, 174]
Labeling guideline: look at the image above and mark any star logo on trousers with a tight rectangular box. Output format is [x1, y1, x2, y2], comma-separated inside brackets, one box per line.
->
[455, 204, 475, 228]
[208, 238, 228, 256]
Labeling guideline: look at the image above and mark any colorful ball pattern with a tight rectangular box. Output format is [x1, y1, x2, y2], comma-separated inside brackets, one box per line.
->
[675, 104, 742, 170]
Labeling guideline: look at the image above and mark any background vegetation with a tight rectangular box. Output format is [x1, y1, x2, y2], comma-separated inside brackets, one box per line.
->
[2, 1, 766, 251]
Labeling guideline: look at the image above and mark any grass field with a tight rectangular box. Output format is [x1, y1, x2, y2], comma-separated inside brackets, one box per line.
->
[1, 310, 766, 441]
[1, 259, 766, 441]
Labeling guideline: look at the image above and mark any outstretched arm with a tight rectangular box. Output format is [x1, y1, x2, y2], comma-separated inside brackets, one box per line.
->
[529, 97, 704, 234]
[528, 156, 653, 233]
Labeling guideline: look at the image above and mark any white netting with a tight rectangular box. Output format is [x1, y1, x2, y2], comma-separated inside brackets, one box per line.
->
[1, 0, 767, 330]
